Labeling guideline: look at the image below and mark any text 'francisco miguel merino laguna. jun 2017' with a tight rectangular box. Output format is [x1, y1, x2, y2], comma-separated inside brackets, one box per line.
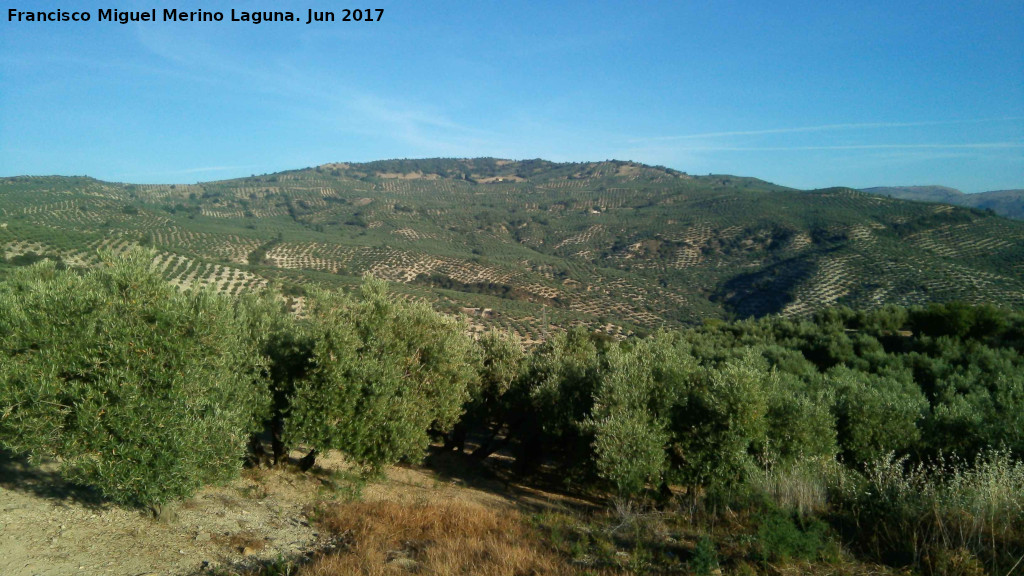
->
[7, 8, 383, 24]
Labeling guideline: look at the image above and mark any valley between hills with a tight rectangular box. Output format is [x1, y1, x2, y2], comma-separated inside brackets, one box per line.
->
[1, 158, 1022, 340]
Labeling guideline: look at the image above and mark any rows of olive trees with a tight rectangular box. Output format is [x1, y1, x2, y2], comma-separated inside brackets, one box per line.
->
[453, 330, 838, 497]
[0, 252, 480, 508]
[448, 303, 1023, 501]
[441, 304, 1024, 571]
[2, 251, 1021, 520]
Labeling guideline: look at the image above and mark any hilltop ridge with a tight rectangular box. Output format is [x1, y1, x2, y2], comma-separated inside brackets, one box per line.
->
[861, 185, 1024, 220]
[1, 158, 1022, 340]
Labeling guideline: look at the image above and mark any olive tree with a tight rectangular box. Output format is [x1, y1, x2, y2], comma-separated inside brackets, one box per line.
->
[283, 278, 479, 469]
[507, 328, 608, 476]
[588, 337, 816, 498]
[828, 366, 927, 465]
[665, 351, 774, 490]
[0, 252, 268, 508]
[448, 329, 524, 456]
[235, 289, 314, 465]
[585, 334, 693, 496]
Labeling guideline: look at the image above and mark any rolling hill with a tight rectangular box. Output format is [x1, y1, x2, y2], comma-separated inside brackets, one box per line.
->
[861, 186, 1024, 220]
[1, 158, 1022, 341]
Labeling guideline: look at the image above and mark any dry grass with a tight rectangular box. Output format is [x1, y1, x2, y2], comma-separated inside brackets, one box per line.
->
[749, 459, 836, 518]
[301, 499, 576, 575]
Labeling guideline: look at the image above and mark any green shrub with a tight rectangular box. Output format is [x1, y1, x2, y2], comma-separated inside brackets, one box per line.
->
[589, 405, 668, 497]
[691, 535, 720, 575]
[506, 327, 607, 476]
[760, 373, 838, 467]
[586, 340, 677, 496]
[756, 509, 830, 562]
[0, 251, 268, 507]
[589, 339, 795, 497]
[283, 278, 479, 469]
[666, 351, 773, 490]
[924, 356, 1024, 459]
[448, 330, 524, 455]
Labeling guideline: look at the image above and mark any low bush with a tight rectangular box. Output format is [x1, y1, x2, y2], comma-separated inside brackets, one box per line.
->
[691, 535, 720, 575]
[755, 509, 830, 563]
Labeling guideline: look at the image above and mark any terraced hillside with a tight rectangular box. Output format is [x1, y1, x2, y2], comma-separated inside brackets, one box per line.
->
[1, 159, 1022, 340]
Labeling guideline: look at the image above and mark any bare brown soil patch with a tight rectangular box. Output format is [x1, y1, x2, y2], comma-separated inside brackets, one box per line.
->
[475, 176, 526, 183]
[0, 451, 332, 575]
[375, 172, 440, 180]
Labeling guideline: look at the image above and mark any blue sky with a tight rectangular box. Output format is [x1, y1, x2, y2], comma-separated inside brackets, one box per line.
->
[2, 1, 1021, 192]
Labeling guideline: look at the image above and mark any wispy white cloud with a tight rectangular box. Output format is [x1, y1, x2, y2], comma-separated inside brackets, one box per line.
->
[117, 165, 257, 181]
[131, 26, 504, 157]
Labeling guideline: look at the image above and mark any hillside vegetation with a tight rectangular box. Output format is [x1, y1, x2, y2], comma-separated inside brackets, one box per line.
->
[1, 253, 1022, 575]
[1, 159, 1022, 341]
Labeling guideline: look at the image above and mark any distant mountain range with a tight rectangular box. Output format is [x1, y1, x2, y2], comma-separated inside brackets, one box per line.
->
[2, 159, 1022, 340]
[860, 186, 1024, 220]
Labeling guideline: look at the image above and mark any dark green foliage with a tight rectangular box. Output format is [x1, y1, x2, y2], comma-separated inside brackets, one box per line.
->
[413, 272, 528, 302]
[686, 302, 1024, 466]
[665, 352, 773, 489]
[248, 237, 281, 266]
[280, 282, 306, 297]
[235, 290, 314, 464]
[507, 328, 607, 476]
[446, 330, 524, 455]
[909, 302, 1009, 341]
[453, 301, 1024, 503]
[923, 352, 1024, 459]
[763, 374, 837, 463]
[586, 336, 686, 495]
[691, 535, 720, 575]
[283, 278, 479, 469]
[6, 251, 63, 267]
[756, 510, 830, 562]
[0, 251, 268, 507]
[829, 367, 927, 465]
[592, 337, 781, 493]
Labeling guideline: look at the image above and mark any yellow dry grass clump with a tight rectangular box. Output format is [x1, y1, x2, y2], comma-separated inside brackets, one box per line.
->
[302, 500, 574, 576]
